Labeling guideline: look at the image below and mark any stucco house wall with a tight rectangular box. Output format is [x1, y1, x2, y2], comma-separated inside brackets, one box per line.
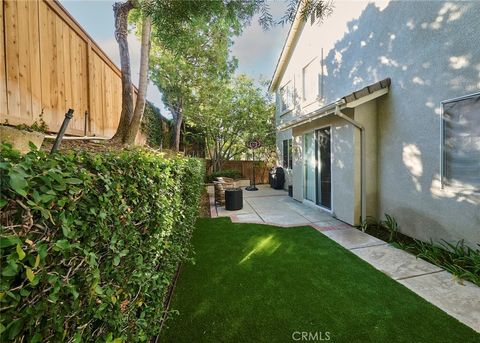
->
[274, 1, 479, 245]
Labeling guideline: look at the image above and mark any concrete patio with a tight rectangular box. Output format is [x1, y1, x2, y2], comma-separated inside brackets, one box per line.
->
[208, 184, 480, 333]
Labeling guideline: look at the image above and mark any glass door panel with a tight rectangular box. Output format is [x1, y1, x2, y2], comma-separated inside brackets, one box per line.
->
[304, 132, 316, 202]
[316, 127, 331, 209]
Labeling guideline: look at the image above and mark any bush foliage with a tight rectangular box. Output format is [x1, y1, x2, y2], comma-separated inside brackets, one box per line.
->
[205, 169, 243, 183]
[140, 101, 172, 149]
[0, 144, 204, 342]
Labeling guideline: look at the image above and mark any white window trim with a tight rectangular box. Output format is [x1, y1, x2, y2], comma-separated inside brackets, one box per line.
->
[302, 57, 322, 105]
[440, 91, 480, 191]
[280, 80, 294, 116]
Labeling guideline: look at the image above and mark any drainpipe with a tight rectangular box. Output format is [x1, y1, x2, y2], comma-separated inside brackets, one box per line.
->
[334, 103, 366, 224]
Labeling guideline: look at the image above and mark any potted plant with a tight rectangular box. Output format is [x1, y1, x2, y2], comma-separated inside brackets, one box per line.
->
[0, 112, 48, 153]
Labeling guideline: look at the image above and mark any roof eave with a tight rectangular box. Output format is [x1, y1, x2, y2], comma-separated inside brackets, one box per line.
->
[277, 78, 391, 131]
[268, 5, 306, 93]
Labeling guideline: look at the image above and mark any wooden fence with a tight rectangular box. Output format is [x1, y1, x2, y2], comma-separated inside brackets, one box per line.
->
[0, 0, 137, 137]
[205, 160, 271, 184]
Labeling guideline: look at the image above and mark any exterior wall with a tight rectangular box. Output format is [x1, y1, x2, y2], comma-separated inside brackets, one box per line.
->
[274, 1, 480, 245]
[276, 128, 294, 188]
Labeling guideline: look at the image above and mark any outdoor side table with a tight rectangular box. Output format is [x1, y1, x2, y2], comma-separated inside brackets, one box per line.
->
[225, 188, 243, 211]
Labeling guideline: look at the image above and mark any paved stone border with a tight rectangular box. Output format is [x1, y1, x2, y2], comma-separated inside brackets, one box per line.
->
[209, 192, 217, 218]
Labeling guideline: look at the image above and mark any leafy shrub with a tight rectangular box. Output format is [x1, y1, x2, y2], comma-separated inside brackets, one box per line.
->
[358, 214, 397, 241]
[0, 144, 204, 342]
[205, 169, 243, 183]
[140, 102, 172, 148]
[381, 213, 398, 242]
[357, 213, 479, 285]
[407, 240, 480, 286]
[359, 216, 378, 233]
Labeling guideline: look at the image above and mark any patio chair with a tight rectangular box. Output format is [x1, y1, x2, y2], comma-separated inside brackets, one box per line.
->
[213, 177, 235, 205]
[216, 176, 235, 184]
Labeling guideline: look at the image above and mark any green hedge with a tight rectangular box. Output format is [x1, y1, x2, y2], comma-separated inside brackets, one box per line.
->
[140, 101, 172, 149]
[205, 169, 243, 183]
[0, 144, 204, 342]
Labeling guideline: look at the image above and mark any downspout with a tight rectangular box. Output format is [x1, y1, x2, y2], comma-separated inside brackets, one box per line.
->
[334, 103, 366, 224]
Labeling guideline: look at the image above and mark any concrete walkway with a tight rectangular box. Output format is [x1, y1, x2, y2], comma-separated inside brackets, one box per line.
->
[208, 184, 480, 332]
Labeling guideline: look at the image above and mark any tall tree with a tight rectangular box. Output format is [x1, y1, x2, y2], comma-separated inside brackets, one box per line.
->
[112, 0, 333, 145]
[124, 12, 152, 144]
[111, 1, 135, 143]
[196, 75, 276, 171]
[149, 16, 236, 151]
[111, 0, 152, 144]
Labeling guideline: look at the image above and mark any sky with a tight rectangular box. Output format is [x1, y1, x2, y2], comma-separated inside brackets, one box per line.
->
[59, 0, 290, 116]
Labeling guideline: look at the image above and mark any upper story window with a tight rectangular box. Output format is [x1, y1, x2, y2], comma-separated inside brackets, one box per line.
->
[302, 59, 321, 102]
[441, 92, 480, 190]
[280, 81, 293, 113]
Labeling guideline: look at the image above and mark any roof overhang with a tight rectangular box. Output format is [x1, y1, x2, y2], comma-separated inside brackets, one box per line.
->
[277, 78, 391, 131]
[268, 4, 306, 92]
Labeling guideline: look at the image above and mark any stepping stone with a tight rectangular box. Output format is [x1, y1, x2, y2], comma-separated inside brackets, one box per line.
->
[321, 228, 386, 249]
[351, 244, 443, 280]
[398, 271, 480, 332]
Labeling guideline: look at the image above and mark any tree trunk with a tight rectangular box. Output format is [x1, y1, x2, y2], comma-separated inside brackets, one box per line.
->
[173, 108, 183, 151]
[124, 14, 152, 145]
[212, 139, 221, 172]
[111, 1, 135, 143]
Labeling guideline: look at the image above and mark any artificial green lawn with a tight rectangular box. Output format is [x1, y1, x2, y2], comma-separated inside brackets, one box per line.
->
[161, 218, 480, 342]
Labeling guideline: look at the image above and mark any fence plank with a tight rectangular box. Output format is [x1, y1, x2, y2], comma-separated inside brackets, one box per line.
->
[5, 0, 21, 119]
[29, 0, 42, 120]
[0, 0, 7, 118]
[205, 160, 271, 184]
[18, 1, 32, 120]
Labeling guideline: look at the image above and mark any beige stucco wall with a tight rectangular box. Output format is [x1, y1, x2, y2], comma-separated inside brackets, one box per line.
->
[275, 1, 480, 245]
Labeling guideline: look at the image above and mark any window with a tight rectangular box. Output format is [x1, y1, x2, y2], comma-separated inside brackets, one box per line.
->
[302, 60, 321, 102]
[283, 139, 293, 169]
[280, 82, 293, 113]
[441, 92, 480, 190]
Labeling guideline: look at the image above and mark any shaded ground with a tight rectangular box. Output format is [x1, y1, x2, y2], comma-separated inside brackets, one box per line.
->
[161, 218, 479, 342]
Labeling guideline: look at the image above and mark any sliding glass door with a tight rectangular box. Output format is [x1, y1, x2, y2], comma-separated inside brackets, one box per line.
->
[303, 127, 331, 209]
[316, 127, 331, 209]
[304, 132, 316, 202]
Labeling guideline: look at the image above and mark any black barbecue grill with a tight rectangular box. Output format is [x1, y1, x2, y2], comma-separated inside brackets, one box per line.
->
[269, 167, 285, 190]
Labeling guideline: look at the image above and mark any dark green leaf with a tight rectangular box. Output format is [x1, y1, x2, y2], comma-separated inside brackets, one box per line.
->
[54, 240, 71, 251]
[0, 236, 20, 248]
[8, 318, 24, 340]
[8, 172, 28, 196]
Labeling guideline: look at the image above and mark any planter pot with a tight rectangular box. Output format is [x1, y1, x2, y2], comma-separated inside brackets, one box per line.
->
[0, 125, 45, 153]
